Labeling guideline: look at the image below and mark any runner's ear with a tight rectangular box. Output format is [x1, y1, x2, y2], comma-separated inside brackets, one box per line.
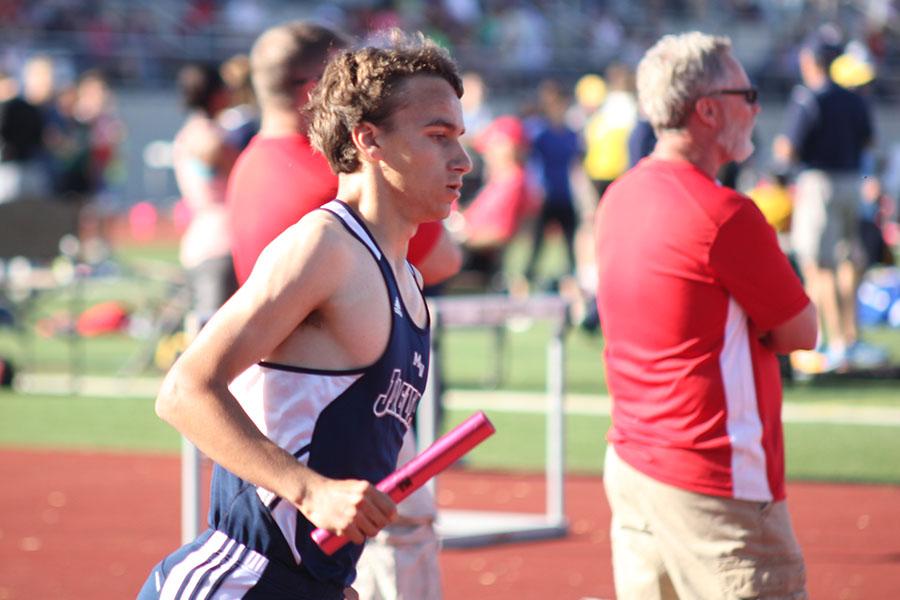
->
[352, 121, 382, 164]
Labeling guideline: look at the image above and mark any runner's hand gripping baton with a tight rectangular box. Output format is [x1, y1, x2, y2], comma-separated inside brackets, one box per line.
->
[311, 410, 496, 555]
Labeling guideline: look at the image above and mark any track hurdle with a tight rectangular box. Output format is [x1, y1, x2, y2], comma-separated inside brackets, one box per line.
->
[180, 293, 570, 547]
[421, 293, 569, 547]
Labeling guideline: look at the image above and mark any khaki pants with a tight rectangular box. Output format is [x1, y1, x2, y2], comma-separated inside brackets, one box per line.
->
[790, 169, 863, 270]
[354, 522, 442, 600]
[354, 430, 442, 600]
[604, 446, 807, 600]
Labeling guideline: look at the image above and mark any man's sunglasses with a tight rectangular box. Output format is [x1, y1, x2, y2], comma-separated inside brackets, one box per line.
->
[708, 87, 759, 104]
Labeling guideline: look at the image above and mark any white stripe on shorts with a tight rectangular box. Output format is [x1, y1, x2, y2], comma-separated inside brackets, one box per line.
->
[192, 545, 248, 600]
[160, 531, 268, 600]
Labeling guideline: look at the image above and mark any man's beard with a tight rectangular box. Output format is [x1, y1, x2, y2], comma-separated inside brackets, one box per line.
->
[720, 122, 754, 164]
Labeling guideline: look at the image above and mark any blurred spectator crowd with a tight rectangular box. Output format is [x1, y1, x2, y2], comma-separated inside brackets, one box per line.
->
[0, 55, 124, 207]
[2, 3, 899, 383]
[2, 0, 900, 98]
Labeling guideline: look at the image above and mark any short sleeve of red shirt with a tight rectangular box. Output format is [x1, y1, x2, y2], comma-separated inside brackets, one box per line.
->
[709, 198, 809, 331]
[407, 221, 442, 266]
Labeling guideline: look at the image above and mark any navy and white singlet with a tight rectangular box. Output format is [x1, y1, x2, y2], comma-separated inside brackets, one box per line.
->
[140, 200, 430, 599]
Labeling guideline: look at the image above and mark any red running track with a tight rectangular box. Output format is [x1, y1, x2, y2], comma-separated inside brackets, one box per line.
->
[1, 450, 898, 599]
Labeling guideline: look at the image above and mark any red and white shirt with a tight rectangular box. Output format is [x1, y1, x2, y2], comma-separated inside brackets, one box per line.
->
[595, 158, 810, 501]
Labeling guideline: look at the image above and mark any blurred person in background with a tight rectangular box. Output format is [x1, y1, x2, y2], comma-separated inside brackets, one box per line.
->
[0, 68, 48, 202]
[457, 70, 493, 203]
[747, 169, 795, 251]
[73, 69, 125, 205]
[42, 70, 124, 207]
[22, 55, 61, 131]
[22, 54, 83, 193]
[568, 73, 607, 288]
[49, 82, 93, 202]
[596, 31, 816, 600]
[627, 112, 657, 169]
[523, 79, 583, 288]
[173, 61, 239, 330]
[773, 25, 887, 372]
[829, 47, 895, 271]
[582, 63, 638, 202]
[20, 55, 66, 198]
[566, 73, 606, 132]
[71, 69, 126, 261]
[858, 175, 895, 269]
[576, 65, 638, 330]
[460, 71, 492, 138]
[219, 53, 259, 152]
[448, 114, 538, 292]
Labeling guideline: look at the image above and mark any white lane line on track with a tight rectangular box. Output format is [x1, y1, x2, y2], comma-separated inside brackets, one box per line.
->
[16, 375, 900, 427]
[443, 391, 900, 427]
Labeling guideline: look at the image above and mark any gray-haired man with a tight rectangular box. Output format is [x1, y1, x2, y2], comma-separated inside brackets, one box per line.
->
[595, 31, 816, 599]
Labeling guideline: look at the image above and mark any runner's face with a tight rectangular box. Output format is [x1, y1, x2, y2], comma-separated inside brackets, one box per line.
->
[374, 76, 472, 220]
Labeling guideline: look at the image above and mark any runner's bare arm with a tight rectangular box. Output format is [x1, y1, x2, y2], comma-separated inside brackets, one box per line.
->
[155, 211, 396, 542]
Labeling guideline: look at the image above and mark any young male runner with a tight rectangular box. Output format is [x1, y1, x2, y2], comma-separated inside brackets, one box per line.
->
[138, 30, 471, 600]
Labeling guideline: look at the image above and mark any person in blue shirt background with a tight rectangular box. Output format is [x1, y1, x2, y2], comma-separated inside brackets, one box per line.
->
[523, 79, 584, 287]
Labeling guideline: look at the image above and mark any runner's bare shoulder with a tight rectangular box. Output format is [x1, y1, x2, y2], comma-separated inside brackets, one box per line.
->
[248, 209, 359, 294]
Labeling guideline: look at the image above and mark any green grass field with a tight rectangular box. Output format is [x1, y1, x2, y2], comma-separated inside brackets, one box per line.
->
[2, 238, 899, 484]
[3, 392, 899, 484]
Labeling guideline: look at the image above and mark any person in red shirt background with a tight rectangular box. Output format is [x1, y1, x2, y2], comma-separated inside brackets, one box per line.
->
[458, 115, 537, 247]
[447, 114, 538, 291]
[595, 31, 817, 600]
[226, 22, 460, 289]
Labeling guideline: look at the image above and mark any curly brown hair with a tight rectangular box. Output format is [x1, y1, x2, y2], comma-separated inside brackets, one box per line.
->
[306, 30, 463, 174]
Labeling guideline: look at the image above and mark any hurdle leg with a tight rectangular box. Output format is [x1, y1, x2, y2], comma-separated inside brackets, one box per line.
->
[180, 310, 203, 544]
[419, 316, 440, 494]
[181, 437, 202, 544]
[546, 321, 566, 524]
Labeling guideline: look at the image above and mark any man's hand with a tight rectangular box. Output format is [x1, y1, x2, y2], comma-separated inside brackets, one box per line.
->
[298, 475, 397, 545]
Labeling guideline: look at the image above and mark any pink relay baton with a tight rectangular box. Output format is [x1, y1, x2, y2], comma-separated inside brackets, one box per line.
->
[311, 411, 496, 555]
